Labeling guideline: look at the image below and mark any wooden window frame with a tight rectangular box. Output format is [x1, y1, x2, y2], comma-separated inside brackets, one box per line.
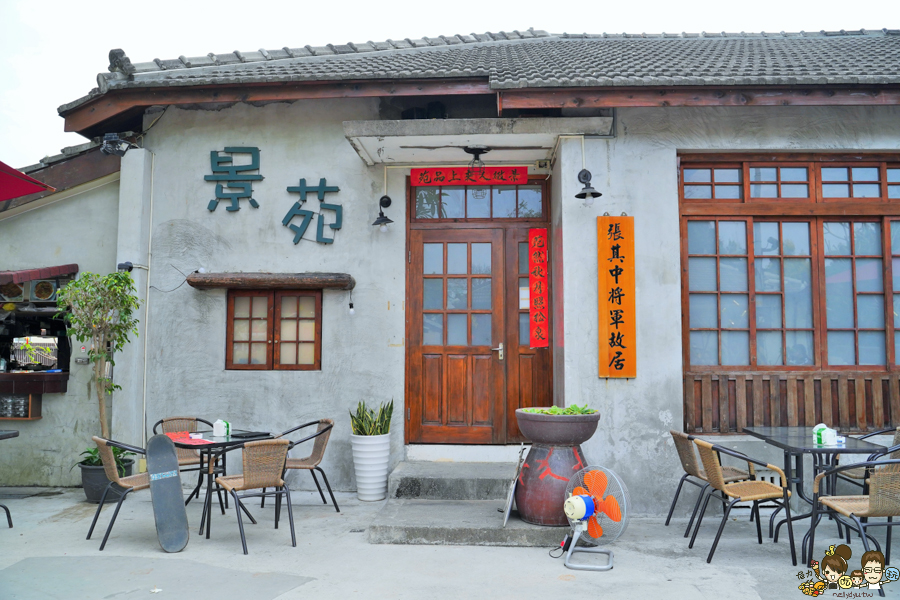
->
[409, 179, 549, 224]
[226, 289, 322, 371]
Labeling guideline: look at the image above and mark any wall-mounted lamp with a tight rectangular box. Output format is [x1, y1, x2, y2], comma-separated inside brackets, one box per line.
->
[574, 137, 602, 207]
[348, 290, 355, 315]
[463, 145, 491, 178]
[117, 261, 134, 272]
[372, 196, 393, 233]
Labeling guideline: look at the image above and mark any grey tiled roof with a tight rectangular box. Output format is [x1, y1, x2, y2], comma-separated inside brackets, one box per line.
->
[61, 28, 900, 114]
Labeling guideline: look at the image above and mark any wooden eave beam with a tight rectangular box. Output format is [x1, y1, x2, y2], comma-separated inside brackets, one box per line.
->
[186, 272, 355, 290]
[0, 149, 120, 214]
[62, 79, 493, 135]
[499, 86, 900, 109]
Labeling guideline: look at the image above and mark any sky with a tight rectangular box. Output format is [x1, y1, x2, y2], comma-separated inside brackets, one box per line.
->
[0, 0, 895, 169]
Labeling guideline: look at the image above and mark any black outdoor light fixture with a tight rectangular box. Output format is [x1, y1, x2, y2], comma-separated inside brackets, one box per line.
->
[372, 195, 394, 232]
[575, 169, 602, 205]
[574, 137, 602, 207]
[463, 145, 491, 178]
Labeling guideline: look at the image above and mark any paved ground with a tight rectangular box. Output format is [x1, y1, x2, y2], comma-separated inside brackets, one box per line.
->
[0, 487, 897, 599]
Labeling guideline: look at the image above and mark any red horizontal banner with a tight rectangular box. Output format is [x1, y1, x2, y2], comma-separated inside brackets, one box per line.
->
[411, 167, 528, 187]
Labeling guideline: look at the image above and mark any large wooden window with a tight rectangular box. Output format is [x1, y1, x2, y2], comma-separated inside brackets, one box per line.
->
[681, 155, 900, 433]
[226, 290, 322, 370]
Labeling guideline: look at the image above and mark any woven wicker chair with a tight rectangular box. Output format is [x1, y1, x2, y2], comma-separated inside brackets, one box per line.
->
[152, 417, 224, 506]
[261, 419, 339, 512]
[86, 436, 149, 551]
[835, 427, 900, 490]
[666, 430, 754, 538]
[689, 439, 796, 565]
[809, 459, 900, 577]
[215, 439, 295, 555]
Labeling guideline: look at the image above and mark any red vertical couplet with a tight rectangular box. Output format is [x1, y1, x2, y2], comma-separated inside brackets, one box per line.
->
[597, 217, 636, 378]
[529, 228, 550, 348]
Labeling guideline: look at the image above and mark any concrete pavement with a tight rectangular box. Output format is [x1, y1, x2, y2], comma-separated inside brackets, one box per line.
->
[0, 487, 896, 599]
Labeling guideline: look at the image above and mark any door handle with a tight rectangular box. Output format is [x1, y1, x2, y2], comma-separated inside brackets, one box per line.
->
[491, 343, 504, 361]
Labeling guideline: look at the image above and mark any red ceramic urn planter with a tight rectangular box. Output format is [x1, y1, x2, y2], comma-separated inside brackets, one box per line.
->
[514, 409, 600, 526]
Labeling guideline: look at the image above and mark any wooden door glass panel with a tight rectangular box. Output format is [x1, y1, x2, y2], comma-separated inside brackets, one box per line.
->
[889, 168, 900, 199]
[823, 220, 886, 366]
[749, 165, 811, 200]
[274, 293, 319, 368]
[821, 166, 882, 199]
[753, 221, 815, 366]
[412, 184, 545, 221]
[891, 220, 900, 364]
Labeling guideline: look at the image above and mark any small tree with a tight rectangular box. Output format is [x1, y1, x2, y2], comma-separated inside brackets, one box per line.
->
[57, 272, 140, 439]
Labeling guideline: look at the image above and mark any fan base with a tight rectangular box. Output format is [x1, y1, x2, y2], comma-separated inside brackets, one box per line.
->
[564, 528, 614, 571]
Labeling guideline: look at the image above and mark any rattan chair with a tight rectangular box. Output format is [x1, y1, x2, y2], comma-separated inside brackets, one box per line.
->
[86, 436, 149, 551]
[215, 439, 296, 555]
[152, 417, 223, 505]
[261, 419, 339, 512]
[809, 459, 900, 576]
[834, 427, 900, 491]
[666, 430, 753, 537]
[689, 439, 796, 565]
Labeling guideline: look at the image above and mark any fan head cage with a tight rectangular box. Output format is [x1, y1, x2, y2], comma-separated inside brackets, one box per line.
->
[565, 465, 630, 545]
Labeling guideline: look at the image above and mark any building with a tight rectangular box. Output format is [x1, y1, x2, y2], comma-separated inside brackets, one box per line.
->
[2, 28, 900, 514]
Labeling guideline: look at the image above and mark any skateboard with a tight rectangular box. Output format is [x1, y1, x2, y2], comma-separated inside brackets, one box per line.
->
[146, 434, 189, 552]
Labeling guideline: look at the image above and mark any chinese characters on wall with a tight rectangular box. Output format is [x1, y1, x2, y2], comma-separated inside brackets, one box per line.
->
[597, 216, 636, 378]
[410, 166, 527, 187]
[528, 228, 550, 349]
[204, 147, 343, 245]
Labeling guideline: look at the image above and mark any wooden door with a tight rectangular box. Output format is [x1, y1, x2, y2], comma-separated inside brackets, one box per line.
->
[407, 227, 553, 444]
[408, 229, 505, 443]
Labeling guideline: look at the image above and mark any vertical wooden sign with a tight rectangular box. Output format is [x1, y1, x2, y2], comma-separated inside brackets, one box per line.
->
[597, 216, 636, 378]
[528, 228, 550, 348]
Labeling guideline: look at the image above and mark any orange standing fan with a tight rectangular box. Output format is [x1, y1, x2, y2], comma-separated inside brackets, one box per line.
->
[562, 466, 630, 571]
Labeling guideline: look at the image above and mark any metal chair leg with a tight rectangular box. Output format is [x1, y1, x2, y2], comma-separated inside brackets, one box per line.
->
[316, 468, 340, 513]
[232, 491, 248, 555]
[689, 489, 714, 549]
[275, 488, 281, 529]
[706, 498, 739, 563]
[87, 482, 113, 539]
[666, 473, 690, 526]
[261, 488, 266, 508]
[310, 470, 327, 504]
[1, 503, 12, 528]
[284, 484, 296, 547]
[684, 483, 710, 538]
[753, 501, 763, 544]
[99, 488, 133, 551]
[888, 517, 893, 564]
[783, 490, 797, 565]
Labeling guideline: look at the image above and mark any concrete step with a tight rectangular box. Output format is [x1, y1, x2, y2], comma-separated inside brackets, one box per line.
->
[388, 461, 517, 500]
[366, 499, 567, 547]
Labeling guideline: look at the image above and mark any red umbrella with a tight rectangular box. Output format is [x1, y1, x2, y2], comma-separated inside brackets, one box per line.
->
[0, 160, 55, 202]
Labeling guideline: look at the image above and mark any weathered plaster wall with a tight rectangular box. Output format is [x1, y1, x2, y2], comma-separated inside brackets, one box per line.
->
[561, 106, 900, 515]
[139, 99, 406, 491]
[0, 178, 120, 485]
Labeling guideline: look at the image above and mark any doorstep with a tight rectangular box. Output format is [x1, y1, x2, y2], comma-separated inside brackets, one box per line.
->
[367, 499, 565, 547]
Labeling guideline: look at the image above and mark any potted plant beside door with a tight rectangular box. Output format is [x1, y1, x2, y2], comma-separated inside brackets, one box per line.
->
[349, 400, 393, 501]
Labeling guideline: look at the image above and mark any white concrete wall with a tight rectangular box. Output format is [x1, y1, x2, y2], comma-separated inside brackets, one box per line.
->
[560, 106, 900, 514]
[138, 100, 406, 491]
[0, 177, 120, 485]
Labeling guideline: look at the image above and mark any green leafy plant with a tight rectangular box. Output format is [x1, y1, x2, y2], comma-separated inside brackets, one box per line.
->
[56, 272, 141, 439]
[350, 400, 394, 436]
[522, 405, 597, 415]
[76, 446, 135, 476]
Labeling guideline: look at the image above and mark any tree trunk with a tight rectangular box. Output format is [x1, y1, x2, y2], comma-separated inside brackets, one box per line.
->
[94, 334, 110, 439]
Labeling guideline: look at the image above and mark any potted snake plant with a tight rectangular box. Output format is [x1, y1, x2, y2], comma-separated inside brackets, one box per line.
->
[349, 400, 393, 501]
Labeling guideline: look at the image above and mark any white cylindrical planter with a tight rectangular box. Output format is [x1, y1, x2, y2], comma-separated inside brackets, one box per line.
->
[350, 433, 391, 501]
